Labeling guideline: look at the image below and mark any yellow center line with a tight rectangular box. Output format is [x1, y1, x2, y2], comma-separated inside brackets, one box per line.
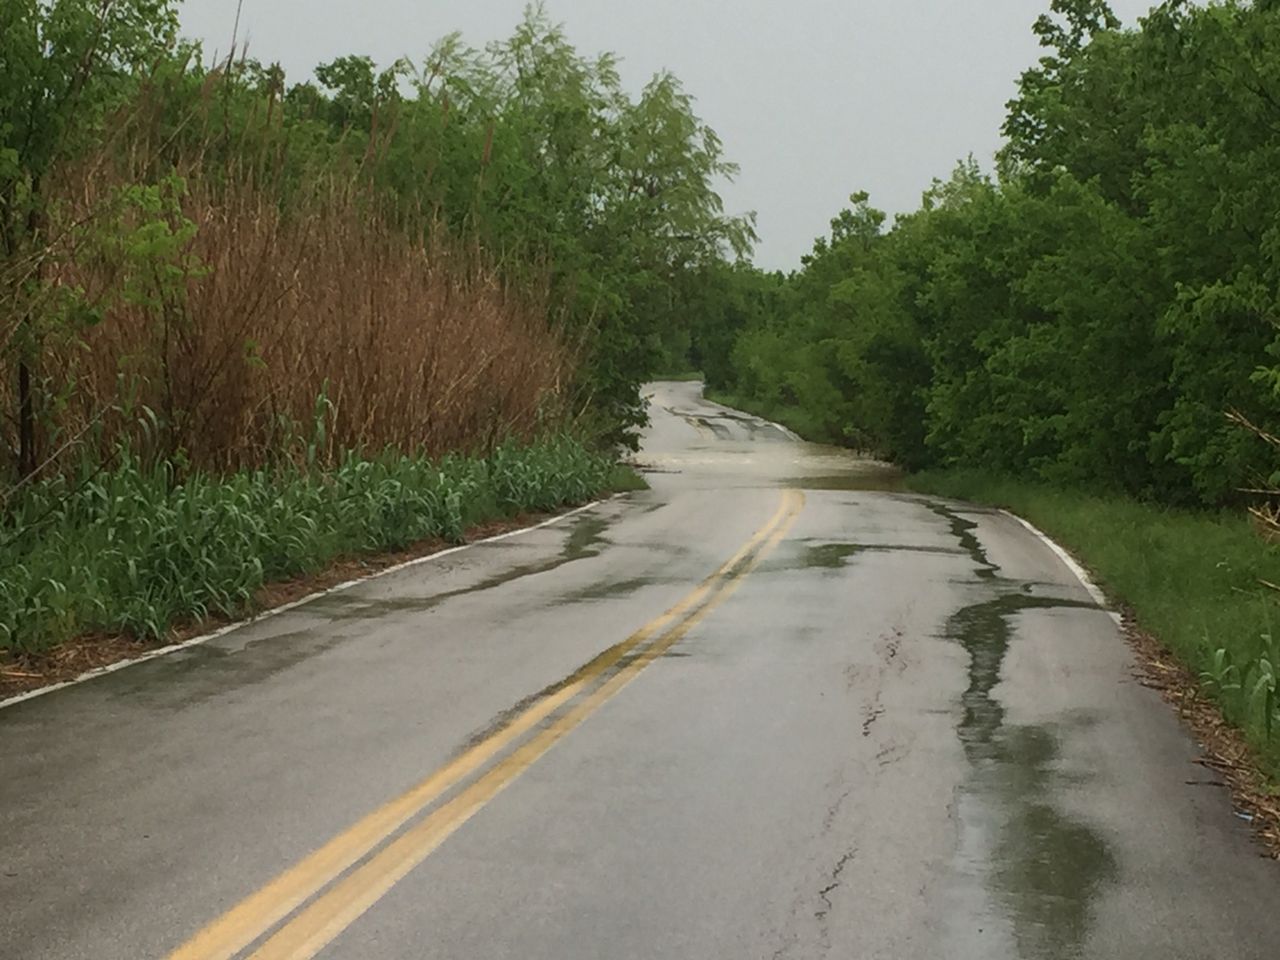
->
[166, 490, 804, 960]
[247, 490, 804, 960]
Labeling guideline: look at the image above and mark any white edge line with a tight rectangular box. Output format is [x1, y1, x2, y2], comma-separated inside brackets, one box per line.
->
[702, 396, 800, 442]
[0, 498, 614, 712]
[1003, 511, 1123, 625]
[757, 414, 801, 442]
[676, 381, 801, 442]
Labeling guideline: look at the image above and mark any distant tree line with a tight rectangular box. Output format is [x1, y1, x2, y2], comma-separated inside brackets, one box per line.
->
[703, 0, 1280, 507]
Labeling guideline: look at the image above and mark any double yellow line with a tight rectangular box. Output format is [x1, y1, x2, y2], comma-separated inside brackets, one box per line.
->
[168, 489, 805, 960]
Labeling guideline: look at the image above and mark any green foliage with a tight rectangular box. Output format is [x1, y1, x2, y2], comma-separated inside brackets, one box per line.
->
[908, 468, 1280, 774]
[707, 0, 1280, 506]
[1, 0, 180, 478]
[691, 1, 1280, 782]
[101, 174, 207, 310]
[717, 190, 932, 461]
[0, 0, 178, 250]
[348, 6, 755, 446]
[0, 434, 618, 653]
[3, 1, 752, 477]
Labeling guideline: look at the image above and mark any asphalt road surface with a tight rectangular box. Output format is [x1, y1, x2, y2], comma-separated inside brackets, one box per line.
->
[3, 381, 1279, 959]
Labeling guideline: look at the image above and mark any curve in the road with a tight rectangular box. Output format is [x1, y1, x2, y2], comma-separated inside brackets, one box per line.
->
[168, 490, 804, 960]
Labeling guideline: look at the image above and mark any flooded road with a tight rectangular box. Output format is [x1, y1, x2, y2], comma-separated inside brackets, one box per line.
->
[3, 381, 1278, 959]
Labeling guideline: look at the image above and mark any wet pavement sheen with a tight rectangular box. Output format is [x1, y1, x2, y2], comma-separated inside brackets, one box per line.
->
[2, 381, 1279, 959]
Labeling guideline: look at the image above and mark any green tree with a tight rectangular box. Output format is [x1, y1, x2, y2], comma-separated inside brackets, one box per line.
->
[1, 0, 177, 478]
[711, 0, 1280, 506]
[373, 6, 753, 445]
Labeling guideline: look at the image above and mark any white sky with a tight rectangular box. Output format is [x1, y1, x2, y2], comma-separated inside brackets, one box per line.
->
[180, 1, 1157, 269]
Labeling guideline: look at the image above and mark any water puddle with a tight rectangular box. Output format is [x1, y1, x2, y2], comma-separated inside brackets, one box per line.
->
[779, 470, 905, 492]
[765, 538, 967, 573]
[104, 628, 347, 708]
[936, 500, 1117, 956]
[305, 511, 612, 622]
[562, 575, 660, 602]
[926, 501, 999, 580]
[563, 513, 609, 559]
[800, 543, 865, 569]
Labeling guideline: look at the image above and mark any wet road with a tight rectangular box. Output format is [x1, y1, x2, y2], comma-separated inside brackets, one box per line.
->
[3, 381, 1279, 959]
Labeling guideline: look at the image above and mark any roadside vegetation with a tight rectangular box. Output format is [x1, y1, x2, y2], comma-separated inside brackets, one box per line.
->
[681, 1, 1280, 773]
[1, 437, 626, 653]
[0, 1, 740, 662]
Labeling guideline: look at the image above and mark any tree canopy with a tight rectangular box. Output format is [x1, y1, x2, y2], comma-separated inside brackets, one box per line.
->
[707, 0, 1280, 507]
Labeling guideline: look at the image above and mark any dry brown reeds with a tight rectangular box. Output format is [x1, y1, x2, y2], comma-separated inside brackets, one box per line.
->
[2, 103, 572, 478]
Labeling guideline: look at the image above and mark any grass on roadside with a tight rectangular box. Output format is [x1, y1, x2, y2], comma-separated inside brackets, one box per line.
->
[909, 468, 1280, 779]
[605, 463, 650, 493]
[0, 436, 635, 657]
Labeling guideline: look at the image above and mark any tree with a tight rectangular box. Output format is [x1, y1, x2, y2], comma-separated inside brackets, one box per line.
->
[374, 5, 754, 445]
[1, 0, 177, 478]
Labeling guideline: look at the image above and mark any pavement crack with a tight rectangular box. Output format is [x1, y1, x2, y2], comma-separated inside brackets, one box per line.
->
[873, 625, 907, 675]
[814, 848, 857, 922]
[861, 700, 884, 736]
[876, 741, 905, 767]
[882, 626, 907, 673]
[812, 794, 857, 953]
[822, 786, 853, 834]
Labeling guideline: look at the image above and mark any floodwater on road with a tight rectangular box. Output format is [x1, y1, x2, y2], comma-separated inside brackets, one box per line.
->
[1, 380, 1277, 960]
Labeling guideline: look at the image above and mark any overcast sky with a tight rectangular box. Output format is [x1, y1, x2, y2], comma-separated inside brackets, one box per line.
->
[179, 1, 1155, 269]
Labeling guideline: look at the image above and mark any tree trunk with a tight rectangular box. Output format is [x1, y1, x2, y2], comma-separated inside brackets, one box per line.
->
[16, 194, 44, 481]
[17, 358, 34, 478]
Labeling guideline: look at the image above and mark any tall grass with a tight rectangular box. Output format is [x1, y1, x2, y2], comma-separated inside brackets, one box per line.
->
[29, 174, 569, 474]
[0, 436, 618, 654]
[1, 64, 574, 479]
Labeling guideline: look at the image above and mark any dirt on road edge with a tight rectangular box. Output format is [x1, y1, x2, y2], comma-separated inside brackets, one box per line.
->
[1123, 610, 1280, 859]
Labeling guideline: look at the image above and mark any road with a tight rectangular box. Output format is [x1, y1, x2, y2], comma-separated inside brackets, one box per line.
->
[3, 380, 1278, 959]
